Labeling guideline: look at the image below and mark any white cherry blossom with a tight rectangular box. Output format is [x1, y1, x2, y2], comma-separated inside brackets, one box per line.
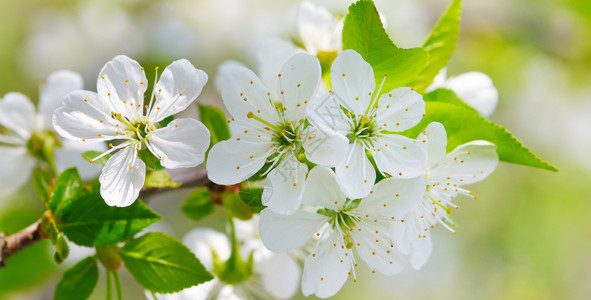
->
[298, 1, 343, 56]
[53, 55, 210, 207]
[427, 68, 499, 117]
[0, 71, 105, 197]
[391, 122, 498, 269]
[259, 166, 425, 298]
[208, 53, 348, 215]
[309, 49, 426, 199]
[147, 218, 300, 300]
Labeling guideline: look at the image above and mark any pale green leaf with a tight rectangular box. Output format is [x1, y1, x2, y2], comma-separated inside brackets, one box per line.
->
[199, 104, 231, 145]
[50, 168, 82, 213]
[412, 0, 463, 92]
[82, 151, 110, 166]
[403, 102, 557, 171]
[54, 256, 98, 300]
[145, 170, 180, 188]
[182, 187, 215, 221]
[342, 0, 428, 91]
[119, 232, 213, 293]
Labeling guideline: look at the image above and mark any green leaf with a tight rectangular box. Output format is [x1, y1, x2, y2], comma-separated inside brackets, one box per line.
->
[199, 104, 231, 145]
[424, 88, 476, 112]
[82, 150, 110, 165]
[159, 115, 174, 127]
[54, 256, 99, 300]
[33, 168, 52, 202]
[182, 187, 215, 221]
[50, 168, 82, 213]
[119, 232, 213, 293]
[342, 0, 428, 91]
[412, 0, 463, 92]
[55, 185, 161, 247]
[404, 102, 557, 171]
[145, 170, 180, 188]
[54, 232, 70, 263]
[138, 148, 161, 170]
[222, 191, 254, 221]
[238, 188, 266, 213]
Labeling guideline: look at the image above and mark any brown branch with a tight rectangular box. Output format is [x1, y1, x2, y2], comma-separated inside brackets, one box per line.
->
[0, 219, 43, 267]
[0, 170, 214, 268]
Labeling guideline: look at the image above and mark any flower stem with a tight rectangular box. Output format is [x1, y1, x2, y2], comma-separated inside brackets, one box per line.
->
[106, 270, 112, 300]
[113, 270, 123, 300]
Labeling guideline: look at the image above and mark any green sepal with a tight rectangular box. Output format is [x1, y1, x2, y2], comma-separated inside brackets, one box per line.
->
[222, 191, 254, 221]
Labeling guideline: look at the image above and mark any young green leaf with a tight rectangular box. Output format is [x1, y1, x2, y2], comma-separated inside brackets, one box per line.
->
[199, 104, 231, 145]
[412, 0, 463, 92]
[55, 185, 161, 247]
[182, 187, 215, 221]
[403, 102, 557, 171]
[33, 168, 52, 203]
[144, 170, 180, 188]
[82, 150, 111, 165]
[54, 256, 99, 300]
[119, 232, 213, 293]
[238, 188, 266, 213]
[50, 168, 82, 213]
[54, 232, 70, 263]
[342, 0, 428, 91]
[424, 88, 476, 112]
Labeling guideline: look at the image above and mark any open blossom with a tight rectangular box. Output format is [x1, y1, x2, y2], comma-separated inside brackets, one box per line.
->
[391, 122, 498, 269]
[427, 68, 498, 117]
[298, 1, 343, 56]
[309, 49, 426, 199]
[208, 53, 347, 214]
[260, 166, 425, 298]
[0, 71, 105, 197]
[53, 55, 210, 207]
[148, 218, 300, 300]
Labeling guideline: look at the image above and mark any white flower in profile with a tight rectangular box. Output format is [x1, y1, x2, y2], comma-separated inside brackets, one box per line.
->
[298, 1, 343, 56]
[53, 55, 210, 207]
[260, 166, 425, 298]
[208, 53, 348, 214]
[390, 122, 498, 269]
[427, 68, 499, 117]
[308, 50, 426, 199]
[147, 219, 300, 300]
[0, 71, 105, 197]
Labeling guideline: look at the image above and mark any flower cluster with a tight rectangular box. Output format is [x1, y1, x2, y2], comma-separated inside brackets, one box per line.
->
[207, 48, 499, 297]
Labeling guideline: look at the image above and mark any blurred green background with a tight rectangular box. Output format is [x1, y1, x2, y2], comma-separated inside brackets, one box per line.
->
[0, 0, 589, 299]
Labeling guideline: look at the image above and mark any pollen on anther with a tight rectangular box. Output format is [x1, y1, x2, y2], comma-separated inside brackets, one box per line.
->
[175, 124, 179, 128]
[125, 79, 129, 83]
[98, 133, 102, 136]
[179, 92, 183, 96]
[107, 93, 111, 96]
[129, 166, 133, 169]
[297, 83, 301, 87]
[312, 253, 316, 257]
[278, 73, 282, 77]
[236, 166, 240, 170]
[140, 81, 144, 85]
[109, 143, 113, 147]
[84, 98, 88, 102]
[342, 73, 346, 77]
[281, 91, 284, 95]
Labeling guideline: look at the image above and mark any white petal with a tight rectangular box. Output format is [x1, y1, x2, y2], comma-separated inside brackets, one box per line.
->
[147, 118, 210, 168]
[352, 221, 406, 276]
[215, 60, 245, 93]
[419, 122, 447, 169]
[99, 146, 145, 207]
[0, 92, 36, 139]
[335, 143, 375, 199]
[373, 133, 426, 178]
[259, 208, 327, 253]
[375, 87, 425, 131]
[306, 90, 351, 134]
[256, 38, 302, 99]
[298, 1, 335, 55]
[53, 90, 121, 142]
[0, 147, 35, 196]
[330, 50, 375, 115]
[302, 166, 346, 210]
[206, 136, 272, 185]
[219, 63, 281, 126]
[97, 55, 147, 118]
[359, 176, 425, 217]
[258, 253, 301, 299]
[301, 122, 348, 167]
[446, 72, 498, 117]
[148, 59, 208, 122]
[262, 154, 308, 215]
[301, 235, 350, 298]
[183, 228, 230, 270]
[39, 70, 83, 129]
[428, 141, 498, 185]
[55, 140, 106, 181]
[278, 53, 321, 121]
[390, 215, 432, 270]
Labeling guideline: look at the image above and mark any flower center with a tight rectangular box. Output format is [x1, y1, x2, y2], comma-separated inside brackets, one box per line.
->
[346, 113, 379, 148]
